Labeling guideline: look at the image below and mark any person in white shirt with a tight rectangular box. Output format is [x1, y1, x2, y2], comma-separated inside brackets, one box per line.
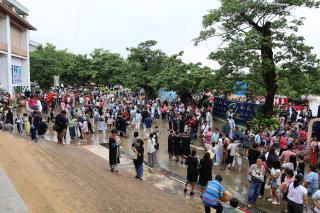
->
[313, 190, 320, 213]
[201, 121, 209, 136]
[225, 139, 238, 169]
[134, 111, 142, 130]
[228, 116, 235, 138]
[287, 174, 307, 213]
[147, 133, 157, 167]
[79, 96, 84, 106]
[268, 161, 281, 205]
[206, 110, 212, 128]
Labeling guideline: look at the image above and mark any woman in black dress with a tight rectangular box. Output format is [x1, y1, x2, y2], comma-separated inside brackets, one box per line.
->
[199, 152, 213, 194]
[109, 129, 120, 173]
[173, 132, 181, 162]
[168, 130, 175, 159]
[133, 139, 144, 180]
[181, 132, 191, 162]
[184, 150, 198, 196]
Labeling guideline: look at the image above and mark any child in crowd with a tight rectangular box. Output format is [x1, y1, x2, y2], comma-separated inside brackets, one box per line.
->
[23, 113, 30, 136]
[15, 114, 23, 134]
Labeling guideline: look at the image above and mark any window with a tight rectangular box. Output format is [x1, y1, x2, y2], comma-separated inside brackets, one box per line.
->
[11, 65, 22, 84]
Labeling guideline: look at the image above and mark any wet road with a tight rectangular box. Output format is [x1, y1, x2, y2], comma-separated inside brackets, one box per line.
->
[37, 114, 280, 213]
[0, 132, 200, 213]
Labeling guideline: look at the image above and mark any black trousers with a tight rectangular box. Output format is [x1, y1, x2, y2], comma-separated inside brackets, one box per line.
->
[204, 203, 223, 213]
[287, 199, 303, 213]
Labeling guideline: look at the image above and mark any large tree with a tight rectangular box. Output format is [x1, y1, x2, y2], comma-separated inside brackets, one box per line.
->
[154, 52, 213, 104]
[90, 49, 126, 86]
[126, 40, 167, 98]
[30, 44, 74, 88]
[195, 0, 319, 118]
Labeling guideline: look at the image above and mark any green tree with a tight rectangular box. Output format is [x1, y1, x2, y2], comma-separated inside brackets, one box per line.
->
[195, 0, 319, 118]
[30, 44, 72, 88]
[90, 49, 126, 85]
[126, 40, 167, 98]
[154, 53, 213, 104]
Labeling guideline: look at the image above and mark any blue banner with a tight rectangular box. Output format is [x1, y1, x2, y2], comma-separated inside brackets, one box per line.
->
[159, 88, 176, 102]
[213, 98, 257, 124]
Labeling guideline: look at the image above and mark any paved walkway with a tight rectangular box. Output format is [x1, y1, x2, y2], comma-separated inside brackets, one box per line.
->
[0, 132, 200, 213]
[0, 167, 28, 213]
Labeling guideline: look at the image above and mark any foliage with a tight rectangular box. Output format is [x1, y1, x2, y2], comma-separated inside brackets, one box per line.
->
[253, 117, 280, 131]
[30, 44, 127, 89]
[195, 0, 319, 118]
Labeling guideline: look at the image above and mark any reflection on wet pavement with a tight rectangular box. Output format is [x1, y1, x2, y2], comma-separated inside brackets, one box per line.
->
[35, 115, 277, 213]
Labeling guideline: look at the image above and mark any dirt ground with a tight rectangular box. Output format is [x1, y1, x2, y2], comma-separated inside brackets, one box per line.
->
[0, 132, 200, 213]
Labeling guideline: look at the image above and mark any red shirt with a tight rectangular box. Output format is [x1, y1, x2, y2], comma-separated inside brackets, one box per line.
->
[279, 136, 288, 149]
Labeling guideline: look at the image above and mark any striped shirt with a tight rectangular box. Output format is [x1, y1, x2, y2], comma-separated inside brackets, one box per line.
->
[202, 180, 224, 206]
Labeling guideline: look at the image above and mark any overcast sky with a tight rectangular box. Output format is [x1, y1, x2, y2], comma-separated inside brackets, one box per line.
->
[19, 0, 320, 68]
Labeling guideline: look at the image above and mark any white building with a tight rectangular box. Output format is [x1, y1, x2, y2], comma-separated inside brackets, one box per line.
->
[0, 0, 36, 96]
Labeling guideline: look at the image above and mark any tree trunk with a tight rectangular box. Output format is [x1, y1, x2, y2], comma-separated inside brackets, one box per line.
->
[260, 22, 277, 118]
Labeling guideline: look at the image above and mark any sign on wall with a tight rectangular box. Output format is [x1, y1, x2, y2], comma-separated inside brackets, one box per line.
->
[11, 65, 22, 84]
[54, 75, 60, 87]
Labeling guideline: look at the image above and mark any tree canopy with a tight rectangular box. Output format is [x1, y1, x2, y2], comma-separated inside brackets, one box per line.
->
[195, 0, 319, 117]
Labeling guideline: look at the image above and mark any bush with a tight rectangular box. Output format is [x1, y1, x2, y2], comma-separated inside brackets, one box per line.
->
[253, 117, 279, 132]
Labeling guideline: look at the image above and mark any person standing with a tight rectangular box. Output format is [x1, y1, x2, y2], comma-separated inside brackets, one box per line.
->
[132, 139, 144, 180]
[5, 108, 14, 125]
[81, 118, 89, 141]
[15, 114, 23, 135]
[287, 174, 308, 213]
[144, 116, 152, 140]
[204, 127, 212, 151]
[199, 152, 213, 194]
[68, 116, 77, 139]
[247, 158, 266, 208]
[309, 138, 319, 165]
[248, 143, 261, 167]
[131, 131, 139, 150]
[304, 165, 319, 196]
[23, 113, 30, 136]
[147, 133, 157, 167]
[268, 160, 281, 205]
[202, 175, 225, 213]
[134, 110, 142, 130]
[109, 129, 121, 173]
[53, 110, 68, 145]
[228, 116, 235, 138]
[225, 139, 238, 170]
[181, 132, 191, 163]
[30, 117, 38, 142]
[279, 132, 288, 155]
[184, 149, 198, 196]
[312, 189, 320, 213]
[222, 120, 230, 137]
[168, 130, 175, 159]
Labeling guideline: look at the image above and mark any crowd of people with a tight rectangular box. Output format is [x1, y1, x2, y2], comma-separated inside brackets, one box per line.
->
[0, 87, 320, 213]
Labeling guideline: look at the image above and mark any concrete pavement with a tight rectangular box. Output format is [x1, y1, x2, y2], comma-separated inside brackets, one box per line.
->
[0, 167, 28, 213]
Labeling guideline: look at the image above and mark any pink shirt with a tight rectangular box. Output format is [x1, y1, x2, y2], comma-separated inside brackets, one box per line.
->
[281, 150, 296, 162]
[205, 131, 212, 144]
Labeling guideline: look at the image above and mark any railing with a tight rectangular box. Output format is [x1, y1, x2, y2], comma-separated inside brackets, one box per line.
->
[0, 41, 8, 52]
[11, 45, 27, 57]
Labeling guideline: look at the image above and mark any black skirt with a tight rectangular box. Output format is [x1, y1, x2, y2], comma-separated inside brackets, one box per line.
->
[69, 127, 76, 138]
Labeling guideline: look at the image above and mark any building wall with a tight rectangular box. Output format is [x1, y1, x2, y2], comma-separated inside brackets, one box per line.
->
[0, 54, 9, 89]
[0, 0, 33, 95]
[0, 18, 7, 42]
[10, 24, 22, 48]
